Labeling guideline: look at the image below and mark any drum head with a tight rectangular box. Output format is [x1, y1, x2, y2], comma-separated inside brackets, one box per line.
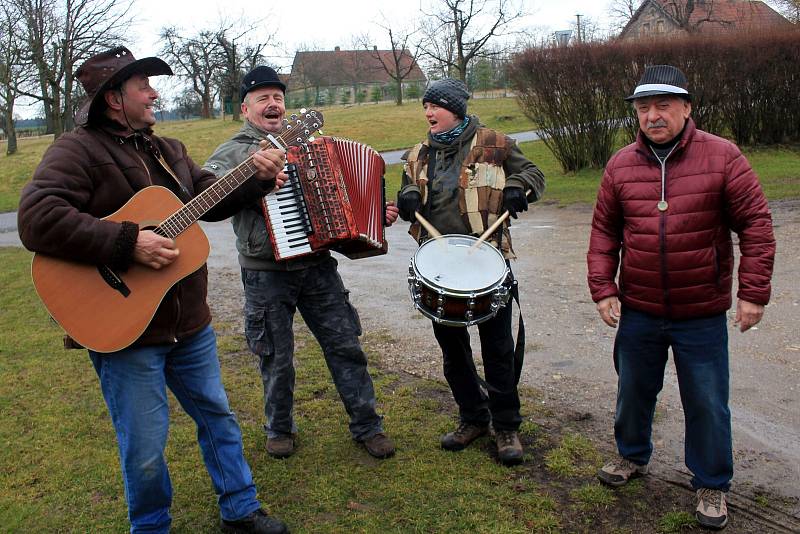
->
[414, 235, 507, 293]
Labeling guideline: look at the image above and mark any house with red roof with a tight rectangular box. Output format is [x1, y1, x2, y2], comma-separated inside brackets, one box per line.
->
[619, 0, 792, 39]
[287, 47, 427, 105]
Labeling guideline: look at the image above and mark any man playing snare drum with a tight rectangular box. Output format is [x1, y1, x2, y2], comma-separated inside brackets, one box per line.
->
[396, 78, 545, 465]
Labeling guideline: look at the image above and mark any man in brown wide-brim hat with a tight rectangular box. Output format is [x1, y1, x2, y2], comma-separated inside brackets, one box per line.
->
[18, 46, 289, 533]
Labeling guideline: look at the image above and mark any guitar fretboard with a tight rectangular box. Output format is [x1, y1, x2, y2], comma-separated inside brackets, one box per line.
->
[150, 108, 322, 240]
[156, 157, 260, 239]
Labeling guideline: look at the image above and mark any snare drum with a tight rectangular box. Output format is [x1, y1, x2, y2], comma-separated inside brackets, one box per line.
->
[408, 234, 512, 327]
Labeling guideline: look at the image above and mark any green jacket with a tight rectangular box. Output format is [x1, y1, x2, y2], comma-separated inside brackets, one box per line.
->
[203, 121, 329, 271]
[399, 116, 545, 257]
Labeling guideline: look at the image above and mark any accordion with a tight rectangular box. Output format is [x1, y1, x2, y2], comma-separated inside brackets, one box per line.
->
[262, 136, 388, 261]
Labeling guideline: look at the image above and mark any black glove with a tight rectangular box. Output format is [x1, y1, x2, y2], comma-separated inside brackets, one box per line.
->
[503, 187, 528, 219]
[397, 191, 422, 222]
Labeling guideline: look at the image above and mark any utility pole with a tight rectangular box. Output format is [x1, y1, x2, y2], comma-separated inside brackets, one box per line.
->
[576, 14, 583, 43]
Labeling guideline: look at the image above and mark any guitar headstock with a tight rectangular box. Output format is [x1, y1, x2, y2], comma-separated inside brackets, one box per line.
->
[278, 108, 324, 148]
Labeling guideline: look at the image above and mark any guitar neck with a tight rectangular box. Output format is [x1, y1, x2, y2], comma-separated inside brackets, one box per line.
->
[156, 155, 259, 239]
[154, 108, 323, 239]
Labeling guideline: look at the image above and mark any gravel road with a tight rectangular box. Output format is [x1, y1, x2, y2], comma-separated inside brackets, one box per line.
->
[202, 200, 800, 516]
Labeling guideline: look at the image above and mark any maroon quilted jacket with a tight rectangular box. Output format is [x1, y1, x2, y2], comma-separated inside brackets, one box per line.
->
[587, 120, 775, 319]
[18, 123, 269, 347]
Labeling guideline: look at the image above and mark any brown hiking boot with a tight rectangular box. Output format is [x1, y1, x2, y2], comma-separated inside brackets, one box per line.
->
[495, 430, 524, 466]
[361, 432, 395, 459]
[266, 435, 295, 459]
[440, 423, 489, 451]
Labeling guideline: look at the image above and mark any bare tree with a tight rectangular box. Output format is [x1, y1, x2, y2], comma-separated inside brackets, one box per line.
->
[160, 27, 222, 119]
[215, 21, 273, 121]
[12, 0, 133, 137]
[419, 0, 526, 82]
[290, 44, 330, 105]
[607, 0, 642, 31]
[572, 15, 605, 42]
[363, 21, 422, 106]
[0, 2, 29, 154]
[419, 15, 456, 79]
[660, 0, 732, 33]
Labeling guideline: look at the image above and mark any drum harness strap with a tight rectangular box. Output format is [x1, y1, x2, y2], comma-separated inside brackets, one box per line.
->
[464, 268, 525, 395]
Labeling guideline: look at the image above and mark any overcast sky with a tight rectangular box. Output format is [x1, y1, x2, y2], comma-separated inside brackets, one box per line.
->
[132, 0, 613, 70]
[18, 0, 610, 118]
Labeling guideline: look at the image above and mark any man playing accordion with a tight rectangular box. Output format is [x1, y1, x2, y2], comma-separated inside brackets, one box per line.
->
[204, 66, 399, 461]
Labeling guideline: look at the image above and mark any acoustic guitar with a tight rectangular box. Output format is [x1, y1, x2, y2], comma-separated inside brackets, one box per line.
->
[31, 109, 323, 353]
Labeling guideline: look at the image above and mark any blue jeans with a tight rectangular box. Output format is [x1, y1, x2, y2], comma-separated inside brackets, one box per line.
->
[614, 308, 733, 491]
[241, 257, 384, 442]
[89, 326, 261, 533]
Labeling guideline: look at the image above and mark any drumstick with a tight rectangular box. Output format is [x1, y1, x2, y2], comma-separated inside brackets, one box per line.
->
[414, 211, 442, 239]
[470, 210, 511, 251]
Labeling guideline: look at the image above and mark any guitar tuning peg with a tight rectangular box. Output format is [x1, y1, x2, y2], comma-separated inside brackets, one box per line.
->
[289, 114, 297, 120]
[299, 107, 307, 114]
[308, 136, 315, 142]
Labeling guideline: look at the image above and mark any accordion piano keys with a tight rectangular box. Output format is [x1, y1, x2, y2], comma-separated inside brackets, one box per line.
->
[261, 137, 388, 261]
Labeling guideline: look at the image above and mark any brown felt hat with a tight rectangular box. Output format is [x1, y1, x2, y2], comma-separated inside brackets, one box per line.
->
[74, 46, 172, 126]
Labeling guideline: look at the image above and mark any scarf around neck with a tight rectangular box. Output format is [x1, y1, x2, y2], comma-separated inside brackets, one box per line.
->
[430, 116, 470, 144]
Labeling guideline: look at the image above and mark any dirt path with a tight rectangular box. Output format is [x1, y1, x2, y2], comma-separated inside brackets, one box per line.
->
[203, 201, 799, 521]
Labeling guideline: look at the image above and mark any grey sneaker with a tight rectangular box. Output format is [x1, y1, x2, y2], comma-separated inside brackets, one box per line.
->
[695, 488, 728, 530]
[266, 435, 295, 459]
[597, 456, 648, 487]
[441, 423, 489, 451]
[495, 430, 524, 466]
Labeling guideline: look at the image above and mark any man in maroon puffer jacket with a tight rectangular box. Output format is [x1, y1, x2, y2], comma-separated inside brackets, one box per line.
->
[587, 65, 775, 530]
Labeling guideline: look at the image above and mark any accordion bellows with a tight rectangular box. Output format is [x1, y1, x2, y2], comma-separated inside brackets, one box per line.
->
[262, 136, 388, 261]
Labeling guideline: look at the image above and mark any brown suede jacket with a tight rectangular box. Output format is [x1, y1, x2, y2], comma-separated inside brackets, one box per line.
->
[18, 123, 270, 348]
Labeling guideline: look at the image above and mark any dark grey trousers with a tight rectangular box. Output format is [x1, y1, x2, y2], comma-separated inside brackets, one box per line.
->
[241, 257, 384, 441]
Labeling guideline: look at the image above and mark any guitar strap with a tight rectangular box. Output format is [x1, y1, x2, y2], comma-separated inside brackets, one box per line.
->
[155, 154, 193, 202]
[131, 132, 193, 201]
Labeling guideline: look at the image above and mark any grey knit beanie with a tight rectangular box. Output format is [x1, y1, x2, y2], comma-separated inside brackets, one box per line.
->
[422, 78, 470, 118]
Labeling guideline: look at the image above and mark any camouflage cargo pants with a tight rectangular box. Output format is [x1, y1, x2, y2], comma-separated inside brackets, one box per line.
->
[241, 257, 384, 441]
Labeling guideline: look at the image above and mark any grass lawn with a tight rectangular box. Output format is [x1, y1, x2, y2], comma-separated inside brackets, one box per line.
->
[1, 247, 716, 532]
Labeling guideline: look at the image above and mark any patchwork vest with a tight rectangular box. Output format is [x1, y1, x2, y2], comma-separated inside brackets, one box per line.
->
[404, 127, 515, 258]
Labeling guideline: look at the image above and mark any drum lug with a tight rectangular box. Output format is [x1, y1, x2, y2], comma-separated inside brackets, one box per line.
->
[407, 267, 422, 304]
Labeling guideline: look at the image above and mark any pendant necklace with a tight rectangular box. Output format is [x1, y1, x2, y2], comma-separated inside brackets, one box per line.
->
[653, 144, 677, 213]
